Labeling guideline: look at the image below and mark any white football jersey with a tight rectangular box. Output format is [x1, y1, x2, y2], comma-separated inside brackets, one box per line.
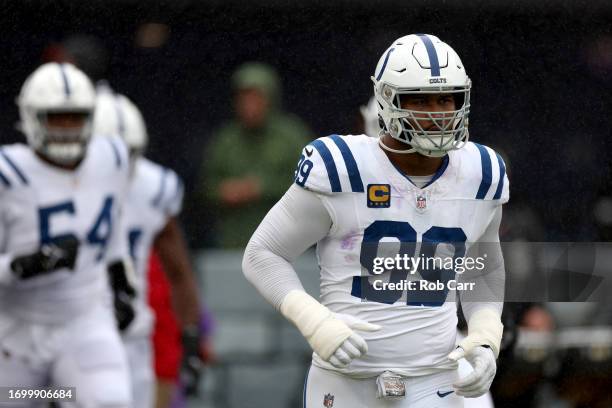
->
[0, 136, 130, 324]
[122, 157, 183, 338]
[294, 134, 509, 377]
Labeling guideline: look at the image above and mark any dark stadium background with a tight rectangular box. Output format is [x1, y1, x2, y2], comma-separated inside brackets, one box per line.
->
[1, 0, 611, 243]
[1, 2, 611, 407]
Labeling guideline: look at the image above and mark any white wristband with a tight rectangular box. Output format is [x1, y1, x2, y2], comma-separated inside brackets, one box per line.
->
[280, 290, 352, 360]
[460, 308, 503, 358]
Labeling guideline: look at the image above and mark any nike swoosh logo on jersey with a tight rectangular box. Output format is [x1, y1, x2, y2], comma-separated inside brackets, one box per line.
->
[305, 147, 313, 157]
[437, 390, 454, 398]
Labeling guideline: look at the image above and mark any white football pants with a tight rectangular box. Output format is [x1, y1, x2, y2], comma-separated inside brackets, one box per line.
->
[0, 304, 132, 408]
[303, 364, 464, 408]
[123, 336, 154, 408]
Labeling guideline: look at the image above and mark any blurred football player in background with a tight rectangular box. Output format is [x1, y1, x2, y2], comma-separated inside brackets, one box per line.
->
[243, 34, 508, 407]
[0, 62, 133, 407]
[148, 252, 215, 408]
[93, 89, 205, 408]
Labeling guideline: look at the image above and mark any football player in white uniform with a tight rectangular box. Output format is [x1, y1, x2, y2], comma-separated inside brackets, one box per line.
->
[361, 88, 495, 408]
[0, 63, 133, 407]
[93, 88, 201, 408]
[243, 34, 508, 407]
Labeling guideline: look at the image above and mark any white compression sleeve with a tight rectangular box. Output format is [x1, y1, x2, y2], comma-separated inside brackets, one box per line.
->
[457, 205, 505, 356]
[242, 184, 332, 310]
[459, 205, 505, 317]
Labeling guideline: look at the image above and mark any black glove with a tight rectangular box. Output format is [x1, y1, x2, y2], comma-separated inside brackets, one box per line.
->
[108, 260, 137, 331]
[10, 237, 79, 279]
[180, 325, 203, 396]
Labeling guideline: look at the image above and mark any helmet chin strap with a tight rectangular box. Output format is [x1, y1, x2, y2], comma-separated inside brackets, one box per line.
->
[379, 130, 465, 158]
[378, 136, 417, 154]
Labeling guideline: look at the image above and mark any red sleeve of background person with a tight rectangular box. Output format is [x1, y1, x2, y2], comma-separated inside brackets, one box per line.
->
[148, 250, 183, 380]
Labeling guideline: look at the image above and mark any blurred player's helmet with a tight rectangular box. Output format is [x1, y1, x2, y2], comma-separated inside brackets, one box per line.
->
[93, 84, 148, 159]
[360, 96, 381, 138]
[17, 62, 96, 165]
[372, 34, 471, 157]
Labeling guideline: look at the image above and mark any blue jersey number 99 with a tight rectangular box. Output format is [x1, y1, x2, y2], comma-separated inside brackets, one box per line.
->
[294, 154, 313, 187]
[351, 220, 466, 307]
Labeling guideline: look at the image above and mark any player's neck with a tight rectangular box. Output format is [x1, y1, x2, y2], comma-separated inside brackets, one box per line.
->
[379, 134, 445, 176]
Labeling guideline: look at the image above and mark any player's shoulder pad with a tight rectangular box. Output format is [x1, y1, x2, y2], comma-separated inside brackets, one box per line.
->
[294, 134, 370, 194]
[0, 143, 33, 190]
[142, 158, 184, 214]
[458, 142, 509, 204]
[91, 134, 130, 172]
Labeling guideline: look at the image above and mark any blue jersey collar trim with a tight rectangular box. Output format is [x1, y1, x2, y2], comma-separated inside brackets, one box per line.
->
[389, 154, 449, 189]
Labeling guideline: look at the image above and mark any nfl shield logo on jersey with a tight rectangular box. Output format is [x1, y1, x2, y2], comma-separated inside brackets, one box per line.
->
[416, 194, 427, 210]
[323, 393, 334, 407]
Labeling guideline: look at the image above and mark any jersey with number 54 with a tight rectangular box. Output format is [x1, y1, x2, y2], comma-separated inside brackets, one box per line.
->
[0, 136, 130, 324]
[294, 134, 509, 377]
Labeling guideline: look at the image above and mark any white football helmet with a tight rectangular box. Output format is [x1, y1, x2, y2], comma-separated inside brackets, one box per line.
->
[360, 96, 381, 138]
[17, 62, 96, 165]
[93, 84, 148, 159]
[372, 34, 471, 157]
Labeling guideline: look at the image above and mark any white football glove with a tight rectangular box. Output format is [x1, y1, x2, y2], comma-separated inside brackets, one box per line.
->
[327, 312, 381, 368]
[280, 290, 381, 368]
[448, 308, 503, 398]
[448, 345, 496, 398]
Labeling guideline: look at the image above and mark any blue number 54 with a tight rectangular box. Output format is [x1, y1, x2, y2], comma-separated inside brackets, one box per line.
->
[39, 196, 115, 261]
